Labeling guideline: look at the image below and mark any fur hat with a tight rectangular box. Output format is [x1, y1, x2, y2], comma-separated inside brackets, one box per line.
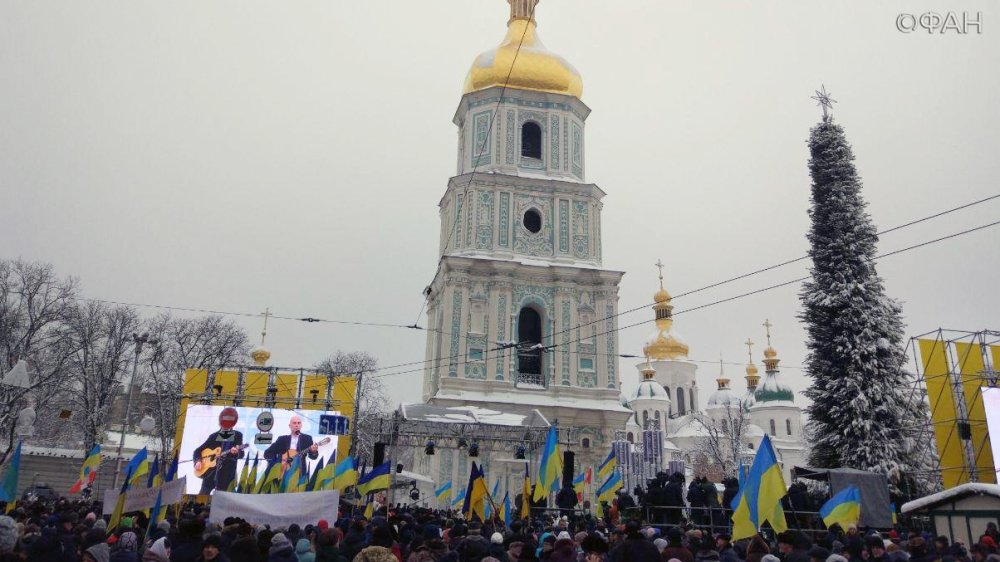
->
[0, 516, 17, 554]
[491, 532, 504, 544]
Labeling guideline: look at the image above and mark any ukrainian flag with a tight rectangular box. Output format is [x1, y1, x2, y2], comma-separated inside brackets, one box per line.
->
[533, 426, 562, 501]
[731, 434, 788, 540]
[462, 463, 487, 522]
[595, 470, 622, 518]
[598, 450, 616, 481]
[435, 481, 452, 504]
[357, 461, 391, 495]
[452, 488, 466, 509]
[70, 445, 102, 494]
[501, 492, 512, 529]
[820, 485, 861, 529]
[332, 456, 359, 492]
[573, 467, 591, 502]
[125, 447, 149, 487]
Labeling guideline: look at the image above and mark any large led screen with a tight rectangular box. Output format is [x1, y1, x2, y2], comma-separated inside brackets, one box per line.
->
[178, 404, 340, 495]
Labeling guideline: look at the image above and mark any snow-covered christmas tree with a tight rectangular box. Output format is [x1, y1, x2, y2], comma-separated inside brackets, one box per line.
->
[799, 88, 932, 482]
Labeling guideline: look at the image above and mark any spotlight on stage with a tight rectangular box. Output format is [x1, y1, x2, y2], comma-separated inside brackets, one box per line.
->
[409, 482, 420, 501]
[468, 442, 480, 457]
[457, 438, 468, 449]
[514, 445, 525, 459]
[424, 440, 435, 455]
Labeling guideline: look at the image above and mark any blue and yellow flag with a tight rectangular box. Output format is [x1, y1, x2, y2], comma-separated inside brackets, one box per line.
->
[314, 452, 337, 490]
[462, 462, 487, 521]
[257, 460, 283, 494]
[731, 434, 788, 540]
[147, 455, 161, 489]
[125, 447, 149, 487]
[595, 470, 622, 518]
[533, 426, 561, 501]
[306, 456, 325, 492]
[357, 461, 391, 496]
[0, 442, 22, 513]
[520, 462, 531, 519]
[597, 450, 616, 482]
[108, 466, 132, 530]
[70, 445, 102, 494]
[820, 485, 861, 529]
[485, 478, 500, 519]
[364, 500, 374, 519]
[280, 456, 303, 493]
[145, 489, 164, 538]
[502, 492, 513, 529]
[452, 488, 466, 509]
[243, 454, 259, 493]
[332, 456, 359, 492]
[574, 467, 592, 502]
[435, 481, 452, 504]
[164, 452, 179, 483]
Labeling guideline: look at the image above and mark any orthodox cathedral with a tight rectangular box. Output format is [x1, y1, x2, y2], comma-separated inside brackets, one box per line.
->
[411, 0, 806, 496]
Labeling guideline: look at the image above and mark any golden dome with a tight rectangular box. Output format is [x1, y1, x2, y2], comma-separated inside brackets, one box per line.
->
[654, 288, 672, 303]
[763, 346, 777, 359]
[745, 362, 758, 377]
[463, 5, 583, 99]
[250, 346, 271, 367]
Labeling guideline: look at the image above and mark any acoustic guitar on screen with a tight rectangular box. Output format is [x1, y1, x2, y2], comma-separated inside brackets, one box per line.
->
[281, 437, 332, 472]
[193, 444, 250, 478]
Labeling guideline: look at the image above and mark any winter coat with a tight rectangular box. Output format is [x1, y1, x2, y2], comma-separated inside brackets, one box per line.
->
[695, 549, 721, 562]
[609, 537, 660, 562]
[296, 539, 317, 562]
[142, 551, 171, 562]
[341, 530, 369, 562]
[85, 543, 111, 562]
[316, 544, 349, 562]
[719, 547, 740, 562]
[194, 553, 230, 562]
[661, 546, 695, 562]
[548, 539, 577, 562]
[745, 536, 770, 562]
[270, 542, 299, 562]
[353, 546, 399, 562]
[455, 535, 491, 562]
[487, 542, 511, 562]
[407, 539, 447, 562]
[171, 537, 203, 562]
[110, 550, 141, 562]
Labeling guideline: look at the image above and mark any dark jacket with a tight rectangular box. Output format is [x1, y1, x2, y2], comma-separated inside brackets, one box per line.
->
[110, 551, 141, 562]
[268, 541, 299, 562]
[456, 535, 491, 562]
[610, 537, 661, 562]
[662, 546, 695, 562]
[316, 544, 349, 562]
[340, 529, 369, 561]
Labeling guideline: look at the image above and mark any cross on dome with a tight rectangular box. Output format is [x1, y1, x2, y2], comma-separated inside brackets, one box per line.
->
[763, 318, 773, 346]
[744, 338, 754, 362]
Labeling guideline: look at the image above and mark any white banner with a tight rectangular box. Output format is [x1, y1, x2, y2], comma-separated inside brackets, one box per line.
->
[208, 490, 340, 527]
[102, 477, 188, 515]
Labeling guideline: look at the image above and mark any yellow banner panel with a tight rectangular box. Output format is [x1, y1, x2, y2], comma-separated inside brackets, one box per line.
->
[333, 376, 357, 459]
[242, 371, 269, 405]
[919, 338, 966, 488]
[955, 342, 996, 483]
[211, 371, 239, 405]
[183, 369, 210, 395]
[273, 373, 300, 409]
[300, 374, 328, 410]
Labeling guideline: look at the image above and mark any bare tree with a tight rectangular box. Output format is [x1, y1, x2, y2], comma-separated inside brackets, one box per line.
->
[695, 403, 751, 479]
[63, 301, 142, 451]
[0, 259, 79, 462]
[314, 351, 388, 465]
[142, 313, 252, 454]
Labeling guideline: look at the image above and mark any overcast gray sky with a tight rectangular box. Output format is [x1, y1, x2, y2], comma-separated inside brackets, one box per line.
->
[2, 0, 998, 407]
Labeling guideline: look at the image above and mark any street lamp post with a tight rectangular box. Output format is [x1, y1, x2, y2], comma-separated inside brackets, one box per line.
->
[111, 332, 157, 490]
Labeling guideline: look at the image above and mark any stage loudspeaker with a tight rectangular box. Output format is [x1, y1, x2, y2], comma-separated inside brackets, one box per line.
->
[373, 442, 387, 466]
[959, 422, 972, 440]
[562, 451, 575, 488]
[396, 463, 404, 474]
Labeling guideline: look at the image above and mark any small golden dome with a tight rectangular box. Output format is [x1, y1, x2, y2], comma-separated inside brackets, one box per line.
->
[250, 346, 271, 367]
[463, 7, 583, 99]
[745, 362, 758, 377]
[654, 288, 672, 303]
[763, 346, 777, 359]
[644, 329, 690, 361]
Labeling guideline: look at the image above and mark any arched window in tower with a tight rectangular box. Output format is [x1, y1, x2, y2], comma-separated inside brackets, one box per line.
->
[769, 419, 776, 436]
[521, 121, 542, 159]
[654, 410, 661, 428]
[642, 410, 649, 427]
[689, 388, 695, 411]
[517, 307, 543, 383]
[627, 432, 634, 443]
[581, 437, 591, 449]
[676, 387, 686, 414]
[786, 419, 792, 436]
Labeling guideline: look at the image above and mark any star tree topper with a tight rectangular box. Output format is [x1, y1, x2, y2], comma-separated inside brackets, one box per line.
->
[811, 85, 837, 121]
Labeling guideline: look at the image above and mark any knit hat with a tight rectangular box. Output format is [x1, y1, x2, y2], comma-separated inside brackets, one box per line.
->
[827, 556, 849, 562]
[149, 537, 170, 558]
[85, 542, 111, 562]
[655, 538, 668, 552]
[202, 534, 223, 549]
[810, 547, 832, 562]
[0, 516, 17, 554]
[157, 520, 170, 533]
[557, 531, 572, 541]
[272, 533, 291, 546]
[762, 555, 781, 562]
[93, 519, 107, 531]
[117, 531, 138, 552]
[491, 532, 504, 544]
[317, 519, 329, 531]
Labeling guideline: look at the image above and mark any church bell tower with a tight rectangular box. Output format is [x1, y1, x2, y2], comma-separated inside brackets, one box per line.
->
[421, 0, 630, 468]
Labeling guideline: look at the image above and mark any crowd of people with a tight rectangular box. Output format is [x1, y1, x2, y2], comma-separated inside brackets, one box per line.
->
[0, 495, 996, 562]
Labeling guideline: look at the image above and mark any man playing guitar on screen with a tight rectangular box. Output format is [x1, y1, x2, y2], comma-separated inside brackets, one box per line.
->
[264, 414, 319, 476]
[193, 407, 246, 495]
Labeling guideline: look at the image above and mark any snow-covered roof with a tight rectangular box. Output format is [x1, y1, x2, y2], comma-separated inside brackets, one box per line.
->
[707, 387, 740, 408]
[631, 380, 670, 402]
[750, 400, 797, 410]
[754, 370, 794, 403]
[400, 403, 548, 427]
[433, 390, 632, 414]
[902, 483, 1000, 514]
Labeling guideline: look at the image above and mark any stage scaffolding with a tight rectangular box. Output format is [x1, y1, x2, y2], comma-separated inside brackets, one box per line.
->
[903, 328, 1000, 491]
